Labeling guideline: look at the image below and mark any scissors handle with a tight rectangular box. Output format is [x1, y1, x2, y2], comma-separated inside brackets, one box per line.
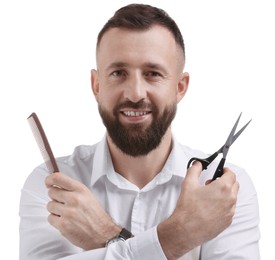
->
[187, 152, 219, 171]
[212, 158, 226, 180]
[187, 157, 210, 170]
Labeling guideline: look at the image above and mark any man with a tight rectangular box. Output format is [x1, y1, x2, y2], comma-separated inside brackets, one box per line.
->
[19, 4, 260, 259]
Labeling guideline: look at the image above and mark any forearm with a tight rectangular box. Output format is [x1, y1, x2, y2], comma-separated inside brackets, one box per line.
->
[157, 167, 261, 260]
[158, 219, 186, 259]
[157, 215, 201, 259]
[20, 189, 166, 260]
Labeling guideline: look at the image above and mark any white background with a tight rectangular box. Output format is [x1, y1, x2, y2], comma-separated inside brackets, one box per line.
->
[0, 0, 274, 259]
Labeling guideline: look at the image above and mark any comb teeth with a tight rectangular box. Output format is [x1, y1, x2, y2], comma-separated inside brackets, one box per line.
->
[27, 112, 59, 173]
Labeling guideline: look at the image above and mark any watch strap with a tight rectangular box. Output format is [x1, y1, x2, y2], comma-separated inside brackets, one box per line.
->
[105, 228, 133, 247]
[119, 228, 133, 240]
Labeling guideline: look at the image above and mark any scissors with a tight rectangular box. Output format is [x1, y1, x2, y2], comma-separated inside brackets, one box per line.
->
[187, 113, 252, 181]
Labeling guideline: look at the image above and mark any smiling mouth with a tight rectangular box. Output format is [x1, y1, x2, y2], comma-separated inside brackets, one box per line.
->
[121, 111, 152, 117]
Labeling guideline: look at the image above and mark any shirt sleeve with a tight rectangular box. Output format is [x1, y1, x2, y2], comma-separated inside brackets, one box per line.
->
[200, 165, 261, 259]
[105, 226, 167, 260]
[19, 167, 167, 260]
[57, 227, 166, 260]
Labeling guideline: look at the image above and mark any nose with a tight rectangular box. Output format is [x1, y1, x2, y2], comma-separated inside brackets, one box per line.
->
[123, 73, 147, 103]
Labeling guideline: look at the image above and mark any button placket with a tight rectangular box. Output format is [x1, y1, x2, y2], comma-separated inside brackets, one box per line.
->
[131, 192, 144, 234]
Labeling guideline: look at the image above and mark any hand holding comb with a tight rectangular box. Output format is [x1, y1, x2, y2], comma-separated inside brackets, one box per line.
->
[27, 112, 59, 173]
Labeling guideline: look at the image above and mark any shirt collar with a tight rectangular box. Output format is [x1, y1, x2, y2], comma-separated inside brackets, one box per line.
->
[90, 135, 191, 188]
[151, 137, 190, 185]
[90, 136, 114, 187]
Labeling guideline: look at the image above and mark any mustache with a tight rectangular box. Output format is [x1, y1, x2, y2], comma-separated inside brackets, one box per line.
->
[115, 100, 153, 111]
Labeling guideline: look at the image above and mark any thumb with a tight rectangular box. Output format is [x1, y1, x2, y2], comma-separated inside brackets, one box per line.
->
[184, 160, 203, 185]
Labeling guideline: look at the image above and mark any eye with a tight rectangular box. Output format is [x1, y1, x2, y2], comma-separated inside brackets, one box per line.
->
[111, 70, 127, 78]
[144, 70, 163, 82]
[145, 71, 162, 78]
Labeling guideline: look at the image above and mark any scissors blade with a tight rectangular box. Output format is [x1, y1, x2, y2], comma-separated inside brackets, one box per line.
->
[231, 118, 252, 144]
[221, 113, 252, 158]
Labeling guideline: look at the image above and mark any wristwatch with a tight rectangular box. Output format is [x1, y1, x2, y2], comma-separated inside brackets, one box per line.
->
[105, 228, 133, 247]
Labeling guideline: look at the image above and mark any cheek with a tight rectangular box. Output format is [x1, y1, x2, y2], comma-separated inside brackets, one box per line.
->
[97, 88, 119, 110]
[152, 88, 178, 106]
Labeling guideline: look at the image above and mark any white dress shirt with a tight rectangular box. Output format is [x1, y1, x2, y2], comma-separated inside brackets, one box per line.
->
[19, 136, 260, 259]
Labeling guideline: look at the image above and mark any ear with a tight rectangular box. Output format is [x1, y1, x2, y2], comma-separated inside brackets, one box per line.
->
[176, 72, 189, 103]
[91, 69, 99, 102]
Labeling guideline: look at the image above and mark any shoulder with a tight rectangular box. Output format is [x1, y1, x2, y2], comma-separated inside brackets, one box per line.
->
[58, 143, 98, 167]
[57, 144, 98, 182]
[174, 141, 207, 159]
[23, 142, 101, 191]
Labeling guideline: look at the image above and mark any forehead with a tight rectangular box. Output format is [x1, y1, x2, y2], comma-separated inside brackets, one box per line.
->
[96, 25, 182, 69]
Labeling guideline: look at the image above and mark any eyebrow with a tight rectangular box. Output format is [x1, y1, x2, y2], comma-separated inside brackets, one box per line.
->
[143, 62, 168, 74]
[106, 61, 168, 74]
[106, 62, 128, 71]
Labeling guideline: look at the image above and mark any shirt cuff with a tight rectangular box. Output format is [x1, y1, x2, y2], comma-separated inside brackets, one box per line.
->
[129, 226, 167, 260]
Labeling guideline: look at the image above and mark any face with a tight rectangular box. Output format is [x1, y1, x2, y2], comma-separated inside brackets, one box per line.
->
[92, 25, 189, 156]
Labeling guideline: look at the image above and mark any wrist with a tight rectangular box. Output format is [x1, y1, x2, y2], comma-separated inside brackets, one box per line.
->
[105, 227, 133, 247]
[158, 220, 179, 260]
[157, 216, 191, 259]
[102, 224, 122, 246]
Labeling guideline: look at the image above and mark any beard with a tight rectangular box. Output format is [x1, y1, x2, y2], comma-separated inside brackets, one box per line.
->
[98, 100, 177, 157]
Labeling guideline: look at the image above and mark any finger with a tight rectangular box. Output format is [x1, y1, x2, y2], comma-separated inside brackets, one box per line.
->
[45, 172, 61, 189]
[185, 160, 203, 184]
[228, 181, 239, 213]
[48, 212, 62, 230]
[47, 200, 65, 217]
[45, 172, 77, 191]
[205, 179, 212, 185]
[220, 167, 237, 185]
[232, 180, 240, 195]
[48, 185, 69, 203]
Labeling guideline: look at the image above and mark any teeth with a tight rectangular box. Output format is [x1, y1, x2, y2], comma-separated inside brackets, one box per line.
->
[123, 111, 148, 117]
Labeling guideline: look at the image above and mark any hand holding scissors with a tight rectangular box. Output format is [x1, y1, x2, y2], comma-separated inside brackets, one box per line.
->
[187, 113, 251, 181]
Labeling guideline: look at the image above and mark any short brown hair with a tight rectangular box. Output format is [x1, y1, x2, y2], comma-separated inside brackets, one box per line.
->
[97, 4, 185, 61]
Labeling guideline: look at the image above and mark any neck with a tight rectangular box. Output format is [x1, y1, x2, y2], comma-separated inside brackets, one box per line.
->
[107, 128, 173, 189]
